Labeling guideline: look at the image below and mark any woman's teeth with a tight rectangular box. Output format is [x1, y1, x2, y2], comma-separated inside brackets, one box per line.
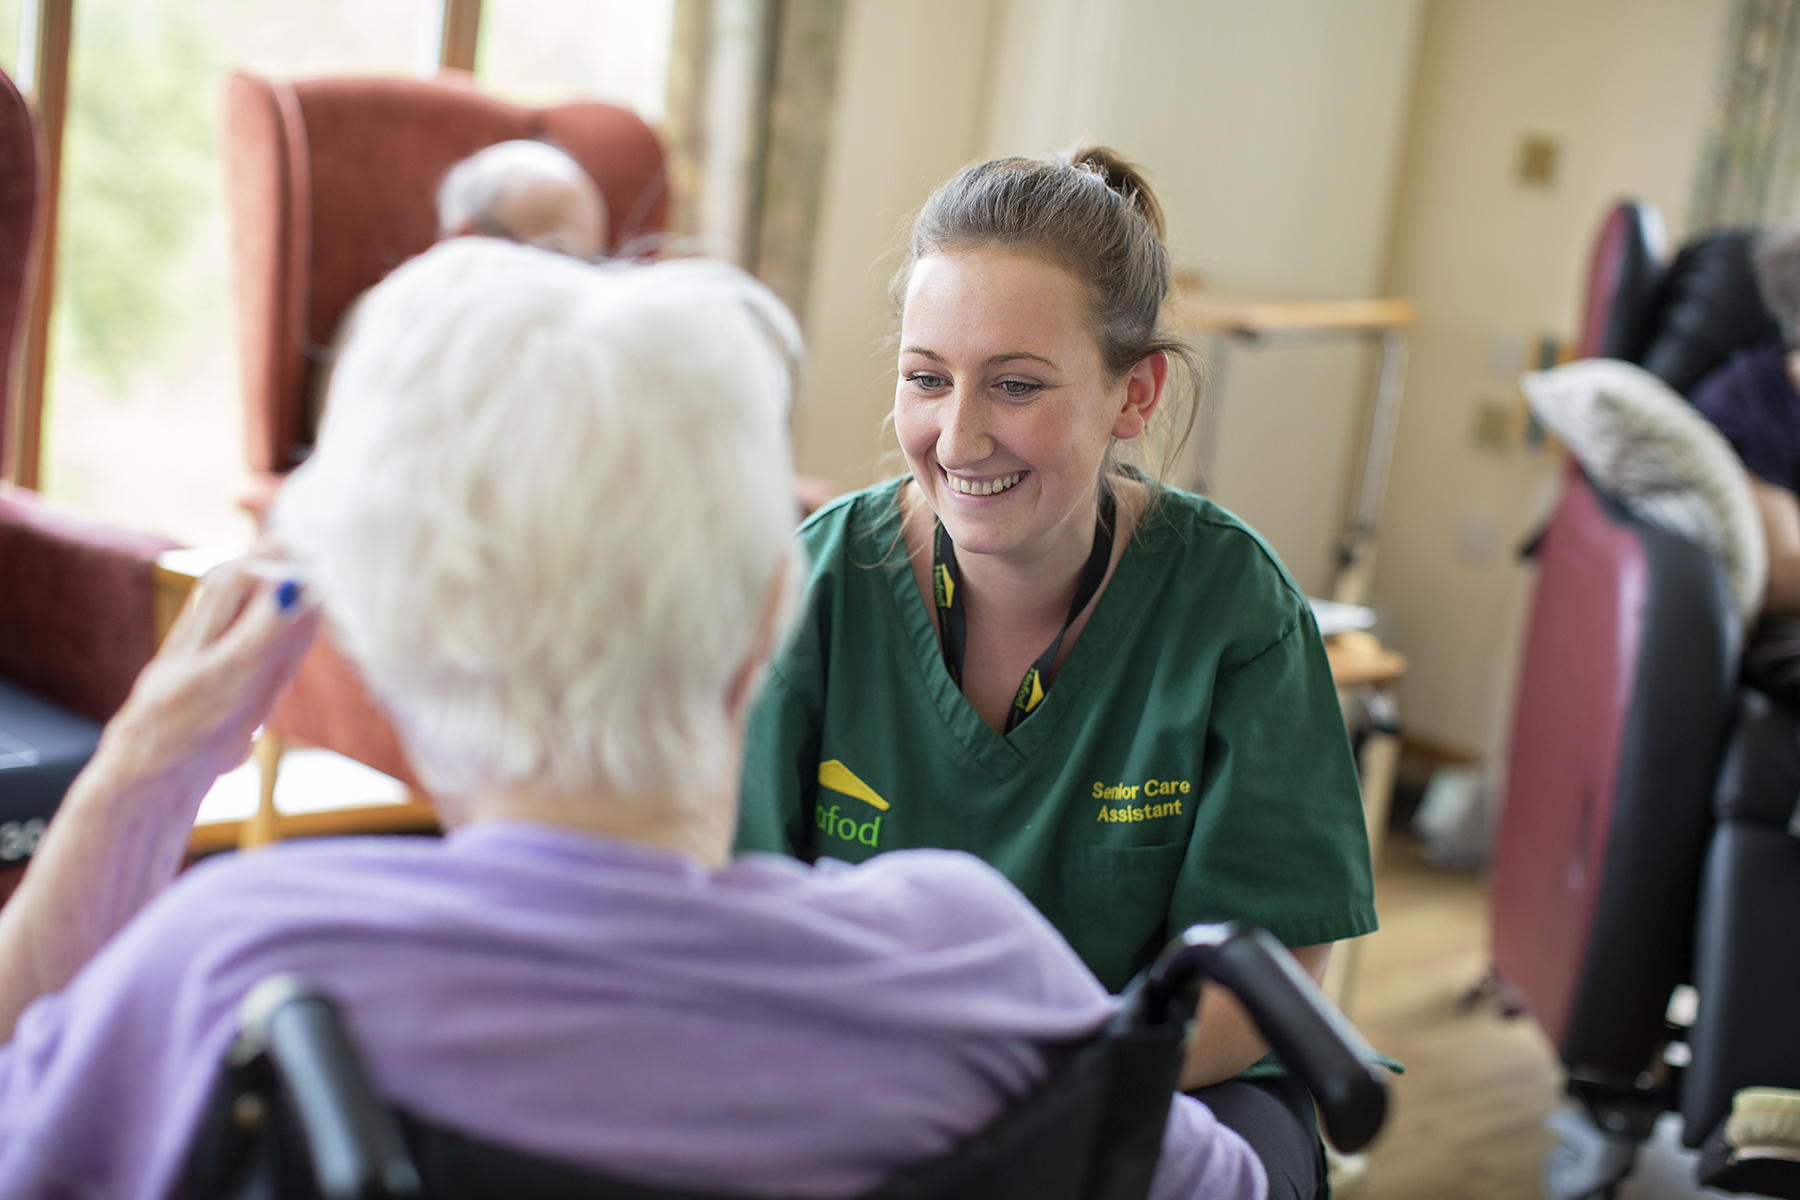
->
[947, 471, 1022, 496]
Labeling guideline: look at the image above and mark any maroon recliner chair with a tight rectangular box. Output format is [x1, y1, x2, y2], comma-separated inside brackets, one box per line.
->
[0, 66, 178, 902]
[1490, 201, 1800, 1198]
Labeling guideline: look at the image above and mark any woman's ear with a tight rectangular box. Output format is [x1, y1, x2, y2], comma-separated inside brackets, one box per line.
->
[1112, 351, 1169, 441]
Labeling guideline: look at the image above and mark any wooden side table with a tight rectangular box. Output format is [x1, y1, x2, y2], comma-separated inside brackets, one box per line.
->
[1173, 290, 1417, 606]
[153, 550, 438, 855]
[1323, 629, 1407, 1014]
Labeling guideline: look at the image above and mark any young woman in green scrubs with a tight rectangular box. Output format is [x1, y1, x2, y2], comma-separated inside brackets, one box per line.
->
[737, 148, 1374, 1200]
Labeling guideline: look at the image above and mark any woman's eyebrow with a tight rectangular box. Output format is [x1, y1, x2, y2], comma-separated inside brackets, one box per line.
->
[898, 348, 1059, 370]
[987, 352, 1058, 369]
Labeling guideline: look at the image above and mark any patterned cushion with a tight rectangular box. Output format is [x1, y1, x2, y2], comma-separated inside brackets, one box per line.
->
[1522, 358, 1767, 620]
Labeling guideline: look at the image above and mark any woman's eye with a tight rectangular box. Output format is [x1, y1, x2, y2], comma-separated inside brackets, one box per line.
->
[995, 380, 1042, 398]
[905, 372, 949, 390]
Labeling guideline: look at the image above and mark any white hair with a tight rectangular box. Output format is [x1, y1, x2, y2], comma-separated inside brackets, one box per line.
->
[436, 139, 590, 239]
[273, 239, 805, 804]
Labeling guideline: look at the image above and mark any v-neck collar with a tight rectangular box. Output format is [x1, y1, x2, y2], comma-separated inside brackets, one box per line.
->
[862, 477, 1162, 780]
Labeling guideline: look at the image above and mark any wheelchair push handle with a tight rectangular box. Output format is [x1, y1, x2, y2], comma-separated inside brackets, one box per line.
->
[1144, 924, 1389, 1154]
[235, 976, 422, 1199]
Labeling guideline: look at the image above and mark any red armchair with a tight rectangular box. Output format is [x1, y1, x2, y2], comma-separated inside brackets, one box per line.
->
[223, 71, 669, 502]
[0, 66, 177, 901]
[219, 72, 669, 812]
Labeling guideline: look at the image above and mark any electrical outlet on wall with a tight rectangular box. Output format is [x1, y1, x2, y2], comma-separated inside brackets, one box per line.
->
[1516, 134, 1560, 187]
[1472, 396, 1516, 452]
[1456, 511, 1501, 563]
[1487, 332, 1527, 380]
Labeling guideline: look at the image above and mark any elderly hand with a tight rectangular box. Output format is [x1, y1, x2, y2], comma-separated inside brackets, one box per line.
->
[0, 559, 320, 1041]
[100, 559, 321, 791]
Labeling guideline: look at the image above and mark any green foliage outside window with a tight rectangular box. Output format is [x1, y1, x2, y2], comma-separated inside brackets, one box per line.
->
[54, 0, 220, 391]
[0, 0, 20, 80]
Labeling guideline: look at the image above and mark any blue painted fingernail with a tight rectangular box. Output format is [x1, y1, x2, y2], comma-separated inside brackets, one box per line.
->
[275, 579, 302, 613]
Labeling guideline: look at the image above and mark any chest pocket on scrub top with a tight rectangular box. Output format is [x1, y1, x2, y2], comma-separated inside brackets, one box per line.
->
[1070, 840, 1190, 990]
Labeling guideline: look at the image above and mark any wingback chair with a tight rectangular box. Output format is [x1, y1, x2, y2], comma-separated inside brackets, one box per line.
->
[220, 72, 669, 805]
[0, 66, 177, 902]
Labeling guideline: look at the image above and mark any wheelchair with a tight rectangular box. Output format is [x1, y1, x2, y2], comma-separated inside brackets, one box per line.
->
[178, 923, 1389, 1200]
[1491, 202, 1800, 1199]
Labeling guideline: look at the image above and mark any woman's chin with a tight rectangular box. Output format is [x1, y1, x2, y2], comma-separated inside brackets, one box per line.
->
[939, 506, 1032, 558]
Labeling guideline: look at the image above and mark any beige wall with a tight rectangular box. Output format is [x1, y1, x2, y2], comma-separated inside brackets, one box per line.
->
[978, 0, 1426, 594]
[1373, 0, 1731, 758]
[792, 0, 999, 484]
[796, 0, 1425, 593]
[797, 0, 1735, 762]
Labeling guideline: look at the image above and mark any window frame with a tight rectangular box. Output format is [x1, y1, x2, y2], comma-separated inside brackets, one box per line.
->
[2, 0, 485, 488]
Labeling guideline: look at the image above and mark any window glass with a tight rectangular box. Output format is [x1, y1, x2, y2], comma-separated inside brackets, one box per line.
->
[38, 0, 422, 550]
[478, 0, 676, 121]
[0, 0, 20, 80]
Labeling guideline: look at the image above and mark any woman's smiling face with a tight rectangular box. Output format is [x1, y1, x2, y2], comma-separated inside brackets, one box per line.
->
[896, 248, 1152, 563]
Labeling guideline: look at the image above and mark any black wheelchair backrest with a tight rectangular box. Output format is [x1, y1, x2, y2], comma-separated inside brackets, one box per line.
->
[181, 923, 1387, 1200]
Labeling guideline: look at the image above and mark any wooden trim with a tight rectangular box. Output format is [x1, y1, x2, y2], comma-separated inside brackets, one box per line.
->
[240, 731, 285, 849]
[662, 0, 712, 239]
[189, 798, 441, 856]
[151, 562, 192, 644]
[438, 0, 483, 74]
[9, 0, 73, 489]
[1398, 731, 1483, 768]
[1325, 631, 1408, 688]
[1173, 292, 1418, 338]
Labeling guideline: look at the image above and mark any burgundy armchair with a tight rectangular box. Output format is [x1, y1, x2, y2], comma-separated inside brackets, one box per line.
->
[0, 66, 177, 901]
[219, 72, 668, 804]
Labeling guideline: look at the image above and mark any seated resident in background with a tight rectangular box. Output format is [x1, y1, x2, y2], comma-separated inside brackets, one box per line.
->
[1691, 223, 1800, 613]
[308, 137, 840, 515]
[307, 138, 608, 438]
[0, 241, 1264, 1200]
[435, 137, 609, 258]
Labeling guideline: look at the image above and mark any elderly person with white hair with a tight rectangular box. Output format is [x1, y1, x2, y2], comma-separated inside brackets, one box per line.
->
[436, 138, 609, 257]
[307, 139, 609, 439]
[0, 241, 1263, 1200]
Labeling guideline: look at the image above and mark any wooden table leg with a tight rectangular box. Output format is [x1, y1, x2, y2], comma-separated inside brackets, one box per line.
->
[240, 731, 285, 850]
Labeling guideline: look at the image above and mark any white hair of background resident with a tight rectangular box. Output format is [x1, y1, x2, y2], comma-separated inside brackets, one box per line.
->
[273, 238, 805, 806]
[436, 139, 593, 239]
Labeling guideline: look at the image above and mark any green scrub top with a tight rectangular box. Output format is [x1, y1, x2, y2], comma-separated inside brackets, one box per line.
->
[736, 479, 1376, 992]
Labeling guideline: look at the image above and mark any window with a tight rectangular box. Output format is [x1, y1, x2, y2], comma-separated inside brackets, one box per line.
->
[37, 0, 420, 550]
[478, 0, 675, 120]
[18, 0, 677, 551]
[0, 0, 20, 77]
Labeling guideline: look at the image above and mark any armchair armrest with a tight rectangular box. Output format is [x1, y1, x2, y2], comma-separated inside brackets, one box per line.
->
[0, 487, 178, 722]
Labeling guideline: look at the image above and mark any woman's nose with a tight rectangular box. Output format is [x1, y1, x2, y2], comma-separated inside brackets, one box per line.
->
[937, 386, 992, 468]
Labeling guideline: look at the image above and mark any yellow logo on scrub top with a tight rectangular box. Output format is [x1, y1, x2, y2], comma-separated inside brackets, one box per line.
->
[819, 760, 888, 810]
[818, 760, 887, 847]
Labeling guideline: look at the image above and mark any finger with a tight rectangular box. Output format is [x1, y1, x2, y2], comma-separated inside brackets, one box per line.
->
[168, 581, 320, 764]
[206, 576, 324, 701]
[161, 560, 261, 655]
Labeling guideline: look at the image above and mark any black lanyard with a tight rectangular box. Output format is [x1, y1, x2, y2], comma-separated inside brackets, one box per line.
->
[933, 491, 1116, 734]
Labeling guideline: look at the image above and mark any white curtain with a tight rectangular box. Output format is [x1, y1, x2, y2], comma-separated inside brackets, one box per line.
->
[1692, 0, 1800, 231]
[663, 0, 847, 323]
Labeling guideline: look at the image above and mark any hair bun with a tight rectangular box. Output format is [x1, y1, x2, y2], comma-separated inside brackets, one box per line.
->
[1066, 145, 1165, 241]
